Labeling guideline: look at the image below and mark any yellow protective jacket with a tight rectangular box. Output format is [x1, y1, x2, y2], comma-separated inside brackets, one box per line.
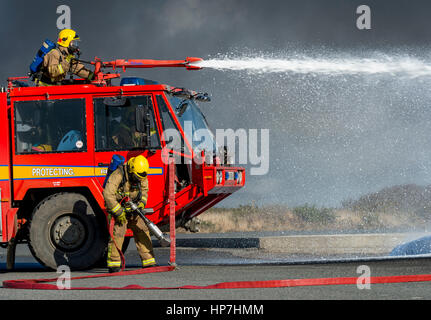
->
[42, 46, 92, 84]
[103, 165, 149, 217]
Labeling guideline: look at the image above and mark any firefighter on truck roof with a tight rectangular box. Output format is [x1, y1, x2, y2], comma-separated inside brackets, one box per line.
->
[103, 155, 156, 273]
[36, 29, 95, 86]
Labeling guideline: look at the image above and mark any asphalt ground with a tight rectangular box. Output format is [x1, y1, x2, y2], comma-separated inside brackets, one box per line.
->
[1, 240, 431, 302]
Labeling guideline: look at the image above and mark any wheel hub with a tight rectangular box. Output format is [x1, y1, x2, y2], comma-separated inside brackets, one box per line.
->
[51, 215, 86, 251]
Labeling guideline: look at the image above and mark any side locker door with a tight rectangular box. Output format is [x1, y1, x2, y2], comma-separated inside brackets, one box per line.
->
[93, 95, 165, 218]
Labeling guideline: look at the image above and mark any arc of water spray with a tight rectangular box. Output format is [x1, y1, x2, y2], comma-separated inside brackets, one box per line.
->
[191, 55, 431, 78]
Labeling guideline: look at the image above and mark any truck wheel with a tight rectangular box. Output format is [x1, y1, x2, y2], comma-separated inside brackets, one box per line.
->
[28, 192, 108, 271]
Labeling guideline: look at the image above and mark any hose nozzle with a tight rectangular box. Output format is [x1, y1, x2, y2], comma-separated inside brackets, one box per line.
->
[127, 201, 171, 247]
[185, 57, 203, 70]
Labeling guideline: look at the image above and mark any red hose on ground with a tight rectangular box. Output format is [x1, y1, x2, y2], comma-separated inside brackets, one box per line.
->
[4, 270, 431, 290]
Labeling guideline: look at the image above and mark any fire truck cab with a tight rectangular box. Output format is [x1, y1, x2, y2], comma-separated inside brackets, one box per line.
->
[0, 77, 245, 270]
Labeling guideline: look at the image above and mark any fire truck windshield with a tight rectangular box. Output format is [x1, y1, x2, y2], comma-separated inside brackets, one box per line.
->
[167, 94, 217, 155]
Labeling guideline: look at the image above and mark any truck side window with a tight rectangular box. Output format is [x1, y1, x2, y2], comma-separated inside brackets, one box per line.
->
[94, 96, 160, 151]
[156, 95, 190, 155]
[14, 99, 86, 154]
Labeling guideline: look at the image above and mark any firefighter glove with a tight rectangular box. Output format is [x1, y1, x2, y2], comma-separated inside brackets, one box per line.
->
[65, 54, 75, 63]
[115, 211, 127, 226]
[138, 202, 145, 211]
[124, 202, 133, 213]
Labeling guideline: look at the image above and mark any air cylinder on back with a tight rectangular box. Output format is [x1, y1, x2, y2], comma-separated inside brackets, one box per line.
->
[103, 154, 126, 188]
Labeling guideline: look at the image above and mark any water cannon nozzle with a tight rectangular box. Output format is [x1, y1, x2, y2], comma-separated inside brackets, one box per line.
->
[186, 57, 203, 70]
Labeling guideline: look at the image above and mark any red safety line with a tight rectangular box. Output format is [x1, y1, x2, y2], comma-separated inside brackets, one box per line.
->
[169, 157, 176, 266]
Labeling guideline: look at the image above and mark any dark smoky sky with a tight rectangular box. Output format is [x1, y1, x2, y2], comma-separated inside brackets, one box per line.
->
[3, 0, 431, 207]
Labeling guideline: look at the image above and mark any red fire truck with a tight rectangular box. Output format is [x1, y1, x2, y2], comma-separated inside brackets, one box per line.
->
[0, 57, 245, 270]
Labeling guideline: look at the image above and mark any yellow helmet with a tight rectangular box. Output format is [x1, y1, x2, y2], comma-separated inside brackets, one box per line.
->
[57, 29, 80, 48]
[127, 155, 149, 180]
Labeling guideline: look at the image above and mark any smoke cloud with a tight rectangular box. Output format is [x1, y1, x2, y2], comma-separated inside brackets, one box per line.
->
[2, 0, 431, 207]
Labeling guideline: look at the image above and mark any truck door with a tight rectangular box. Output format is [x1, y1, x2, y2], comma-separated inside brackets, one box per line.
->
[0, 92, 10, 241]
[93, 95, 165, 211]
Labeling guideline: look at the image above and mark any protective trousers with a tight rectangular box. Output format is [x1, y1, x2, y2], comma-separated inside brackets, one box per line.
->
[107, 213, 155, 268]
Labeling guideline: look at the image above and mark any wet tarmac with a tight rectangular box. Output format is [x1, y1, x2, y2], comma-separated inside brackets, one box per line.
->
[1, 233, 431, 301]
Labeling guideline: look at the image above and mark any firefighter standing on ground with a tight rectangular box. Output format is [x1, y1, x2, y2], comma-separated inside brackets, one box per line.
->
[37, 28, 95, 86]
[103, 155, 156, 272]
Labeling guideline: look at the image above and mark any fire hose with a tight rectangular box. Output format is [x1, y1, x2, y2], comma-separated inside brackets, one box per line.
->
[125, 200, 171, 248]
[3, 160, 431, 289]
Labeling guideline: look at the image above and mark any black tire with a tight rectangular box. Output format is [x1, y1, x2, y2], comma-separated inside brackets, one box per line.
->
[6, 238, 16, 271]
[28, 192, 108, 271]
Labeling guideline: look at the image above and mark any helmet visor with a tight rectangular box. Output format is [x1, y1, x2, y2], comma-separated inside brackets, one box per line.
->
[69, 39, 80, 52]
[133, 171, 147, 180]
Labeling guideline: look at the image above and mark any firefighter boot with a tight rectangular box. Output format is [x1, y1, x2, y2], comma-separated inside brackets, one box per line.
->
[108, 267, 121, 273]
